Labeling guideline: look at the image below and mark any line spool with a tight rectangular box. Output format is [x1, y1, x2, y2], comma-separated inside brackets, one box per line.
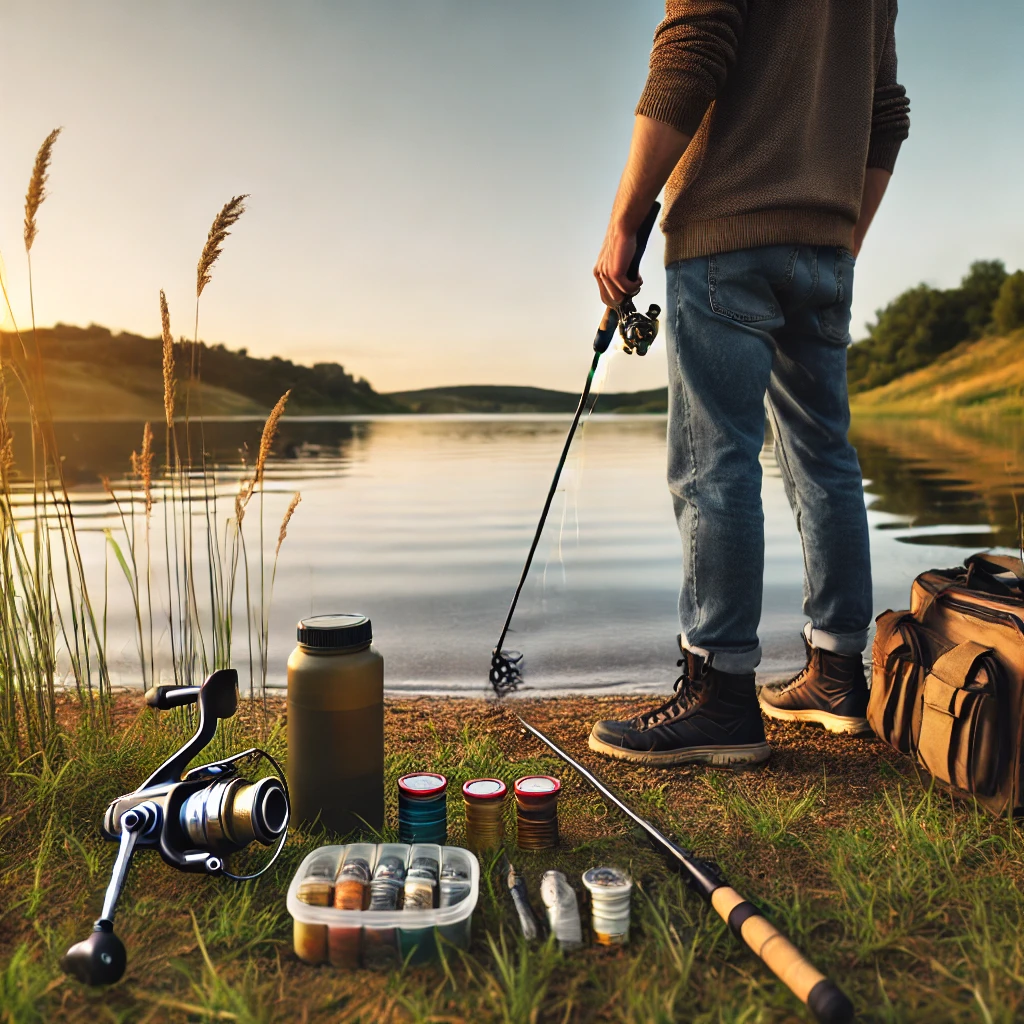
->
[582, 866, 633, 945]
[397, 773, 448, 845]
[514, 775, 560, 851]
[463, 778, 507, 852]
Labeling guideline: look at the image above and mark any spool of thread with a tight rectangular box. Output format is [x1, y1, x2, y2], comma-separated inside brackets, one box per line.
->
[514, 775, 560, 850]
[404, 856, 439, 910]
[397, 773, 448, 845]
[294, 873, 333, 964]
[328, 856, 371, 968]
[582, 866, 633, 945]
[368, 854, 406, 911]
[439, 862, 471, 908]
[462, 778, 507, 852]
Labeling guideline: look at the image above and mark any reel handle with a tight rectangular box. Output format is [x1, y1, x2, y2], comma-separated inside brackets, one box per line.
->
[61, 803, 156, 985]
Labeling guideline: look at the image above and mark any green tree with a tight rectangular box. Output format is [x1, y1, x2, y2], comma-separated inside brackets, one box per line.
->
[847, 259, 1010, 394]
[992, 270, 1024, 335]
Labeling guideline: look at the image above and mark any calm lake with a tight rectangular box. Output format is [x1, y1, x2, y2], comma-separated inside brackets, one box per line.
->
[20, 413, 1024, 696]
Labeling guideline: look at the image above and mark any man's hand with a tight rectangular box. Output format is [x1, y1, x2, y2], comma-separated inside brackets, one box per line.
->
[594, 115, 692, 307]
[594, 226, 641, 307]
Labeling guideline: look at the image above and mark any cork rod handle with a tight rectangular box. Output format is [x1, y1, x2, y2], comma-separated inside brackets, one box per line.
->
[710, 887, 854, 1024]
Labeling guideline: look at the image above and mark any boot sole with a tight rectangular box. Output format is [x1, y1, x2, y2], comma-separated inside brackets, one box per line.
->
[758, 700, 873, 736]
[587, 733, 772, 767]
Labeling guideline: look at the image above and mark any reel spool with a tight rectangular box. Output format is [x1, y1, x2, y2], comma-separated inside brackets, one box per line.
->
[60, 669, 290, 986]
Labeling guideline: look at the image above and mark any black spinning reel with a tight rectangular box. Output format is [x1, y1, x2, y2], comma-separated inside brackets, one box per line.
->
[61, 669, 290, 986]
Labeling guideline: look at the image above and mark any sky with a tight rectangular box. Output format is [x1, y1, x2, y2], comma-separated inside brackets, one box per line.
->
[1, 0, 1022, 394]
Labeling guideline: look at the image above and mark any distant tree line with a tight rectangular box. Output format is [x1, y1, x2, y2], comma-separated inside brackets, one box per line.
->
[848, 261, 1024, 394]
[0, 323, 399, 413]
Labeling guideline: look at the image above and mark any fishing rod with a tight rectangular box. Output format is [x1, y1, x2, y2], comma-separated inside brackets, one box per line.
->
[518, 716, 855, 1024]
[489, 202, 662, 696]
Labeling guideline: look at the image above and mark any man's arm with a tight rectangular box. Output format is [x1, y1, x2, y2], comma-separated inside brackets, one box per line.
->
[594, 1, 748, 305]
[594, 116, 691, 306]
[852, 168, 890, 257]
[856, 0, 909, 254]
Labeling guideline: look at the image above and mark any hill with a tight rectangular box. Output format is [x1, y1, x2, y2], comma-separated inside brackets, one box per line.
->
[849, 328, 1024, 416]
[389, 384, 669, 414]
[0, 323, 400, 420]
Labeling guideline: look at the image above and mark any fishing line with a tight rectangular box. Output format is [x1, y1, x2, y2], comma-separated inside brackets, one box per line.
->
[489, 203, 661, 696]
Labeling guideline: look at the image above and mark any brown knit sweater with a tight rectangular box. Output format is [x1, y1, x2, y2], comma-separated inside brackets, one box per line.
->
[636, 0, 911, 262]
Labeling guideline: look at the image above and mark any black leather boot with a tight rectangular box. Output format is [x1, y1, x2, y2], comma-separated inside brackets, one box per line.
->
[588, 648, 771, 767]
[758, 636, 870, 735]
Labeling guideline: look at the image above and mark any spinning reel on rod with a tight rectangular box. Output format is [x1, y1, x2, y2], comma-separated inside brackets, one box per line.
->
[61, 669, 290, 986]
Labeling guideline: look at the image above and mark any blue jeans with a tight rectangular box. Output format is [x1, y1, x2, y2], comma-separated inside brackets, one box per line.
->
[666, 244, 872, 674]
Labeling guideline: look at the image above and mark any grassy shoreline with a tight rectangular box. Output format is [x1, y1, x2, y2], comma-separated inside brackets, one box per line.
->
[3, 693, 1023, 1023]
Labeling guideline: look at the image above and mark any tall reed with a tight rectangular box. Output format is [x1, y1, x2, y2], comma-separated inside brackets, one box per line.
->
[0, 137, 299, 766]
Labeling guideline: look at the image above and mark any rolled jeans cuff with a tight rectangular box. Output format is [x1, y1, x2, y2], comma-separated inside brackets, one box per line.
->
[682, 636, 762, 675]
[803, 622, 868, 656]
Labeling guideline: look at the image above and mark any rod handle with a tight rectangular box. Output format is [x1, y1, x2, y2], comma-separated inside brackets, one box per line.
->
[626, 200, 660, 282]
[711, 887, 854, 1024]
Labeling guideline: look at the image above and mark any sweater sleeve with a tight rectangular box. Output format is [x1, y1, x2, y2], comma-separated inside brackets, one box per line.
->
[867, 0, 911, 172]
[634, 1, 749, 137]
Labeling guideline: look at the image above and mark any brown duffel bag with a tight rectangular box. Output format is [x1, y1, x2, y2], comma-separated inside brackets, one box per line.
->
[869, 552, 1024, 815]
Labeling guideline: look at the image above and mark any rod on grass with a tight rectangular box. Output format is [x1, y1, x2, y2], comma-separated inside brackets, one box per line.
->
[517, 716, 855, 1024]
[489, 202, 662, 696]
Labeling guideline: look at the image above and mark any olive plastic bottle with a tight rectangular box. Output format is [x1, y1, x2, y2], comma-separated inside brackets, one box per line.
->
[287, 614, 384, 836]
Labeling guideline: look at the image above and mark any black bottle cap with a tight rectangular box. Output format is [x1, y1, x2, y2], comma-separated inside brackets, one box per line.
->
[296, 614, 372, 651]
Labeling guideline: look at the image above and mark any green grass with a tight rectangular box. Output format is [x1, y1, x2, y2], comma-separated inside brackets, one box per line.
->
[2, 696, 1024, 1023]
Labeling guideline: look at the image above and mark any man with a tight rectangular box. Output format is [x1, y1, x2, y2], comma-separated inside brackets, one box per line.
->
[588, 1, 910, 766]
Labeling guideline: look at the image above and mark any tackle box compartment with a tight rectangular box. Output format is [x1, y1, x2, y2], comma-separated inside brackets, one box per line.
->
[287, 843, 479, 967]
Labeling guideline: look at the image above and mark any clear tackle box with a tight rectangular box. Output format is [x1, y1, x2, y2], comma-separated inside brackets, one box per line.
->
[287, 843, 480, 968]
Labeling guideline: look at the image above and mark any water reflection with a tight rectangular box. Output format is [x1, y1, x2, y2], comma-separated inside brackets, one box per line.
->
[8, 414, 1022, 694]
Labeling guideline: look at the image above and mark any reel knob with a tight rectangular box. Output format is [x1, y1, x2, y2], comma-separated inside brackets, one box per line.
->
[60, 920, 126, 986]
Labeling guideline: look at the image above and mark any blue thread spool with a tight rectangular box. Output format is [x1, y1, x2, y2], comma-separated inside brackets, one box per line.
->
[397, 773, 448, 844]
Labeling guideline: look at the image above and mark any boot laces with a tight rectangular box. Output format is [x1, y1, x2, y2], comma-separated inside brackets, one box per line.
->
[636, 657, 708, 730]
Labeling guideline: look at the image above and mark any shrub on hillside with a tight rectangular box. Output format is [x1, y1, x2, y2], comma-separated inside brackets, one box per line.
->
[992, 271, 1024, 335]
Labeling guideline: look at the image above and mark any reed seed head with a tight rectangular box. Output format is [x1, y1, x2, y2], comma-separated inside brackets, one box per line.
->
[235, 486, 248, 526]
[276, 492, 302, 556]
[160, 290, 175, 428]
[196, 194, 248, 298]
[139, 422, 154, 518]
[0, 383, 14, 481]
[255, 390, 290, 486]
[24, 128, 63, 253]
[101, 475, 115, 499]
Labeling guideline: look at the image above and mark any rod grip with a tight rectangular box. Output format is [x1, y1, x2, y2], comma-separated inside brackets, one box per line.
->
[626, 201, 660, 282]
[711, 887, 854, 1024]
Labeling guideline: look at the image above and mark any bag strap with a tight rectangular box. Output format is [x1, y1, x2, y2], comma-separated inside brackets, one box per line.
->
[929, 640, 992, 688]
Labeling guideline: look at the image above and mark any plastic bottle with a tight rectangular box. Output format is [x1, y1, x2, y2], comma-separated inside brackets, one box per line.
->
[287, 614, 384, 836]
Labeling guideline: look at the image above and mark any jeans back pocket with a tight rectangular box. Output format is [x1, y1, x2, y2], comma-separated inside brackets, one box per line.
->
[707, 246, 797, 324]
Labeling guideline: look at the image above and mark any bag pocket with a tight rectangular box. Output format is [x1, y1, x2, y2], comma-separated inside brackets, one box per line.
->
[915, 641, 1002, 796]
[869, 610, 924, 753]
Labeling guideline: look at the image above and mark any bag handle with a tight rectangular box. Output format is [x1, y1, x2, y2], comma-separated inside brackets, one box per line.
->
[964, 552, 1024, 584]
